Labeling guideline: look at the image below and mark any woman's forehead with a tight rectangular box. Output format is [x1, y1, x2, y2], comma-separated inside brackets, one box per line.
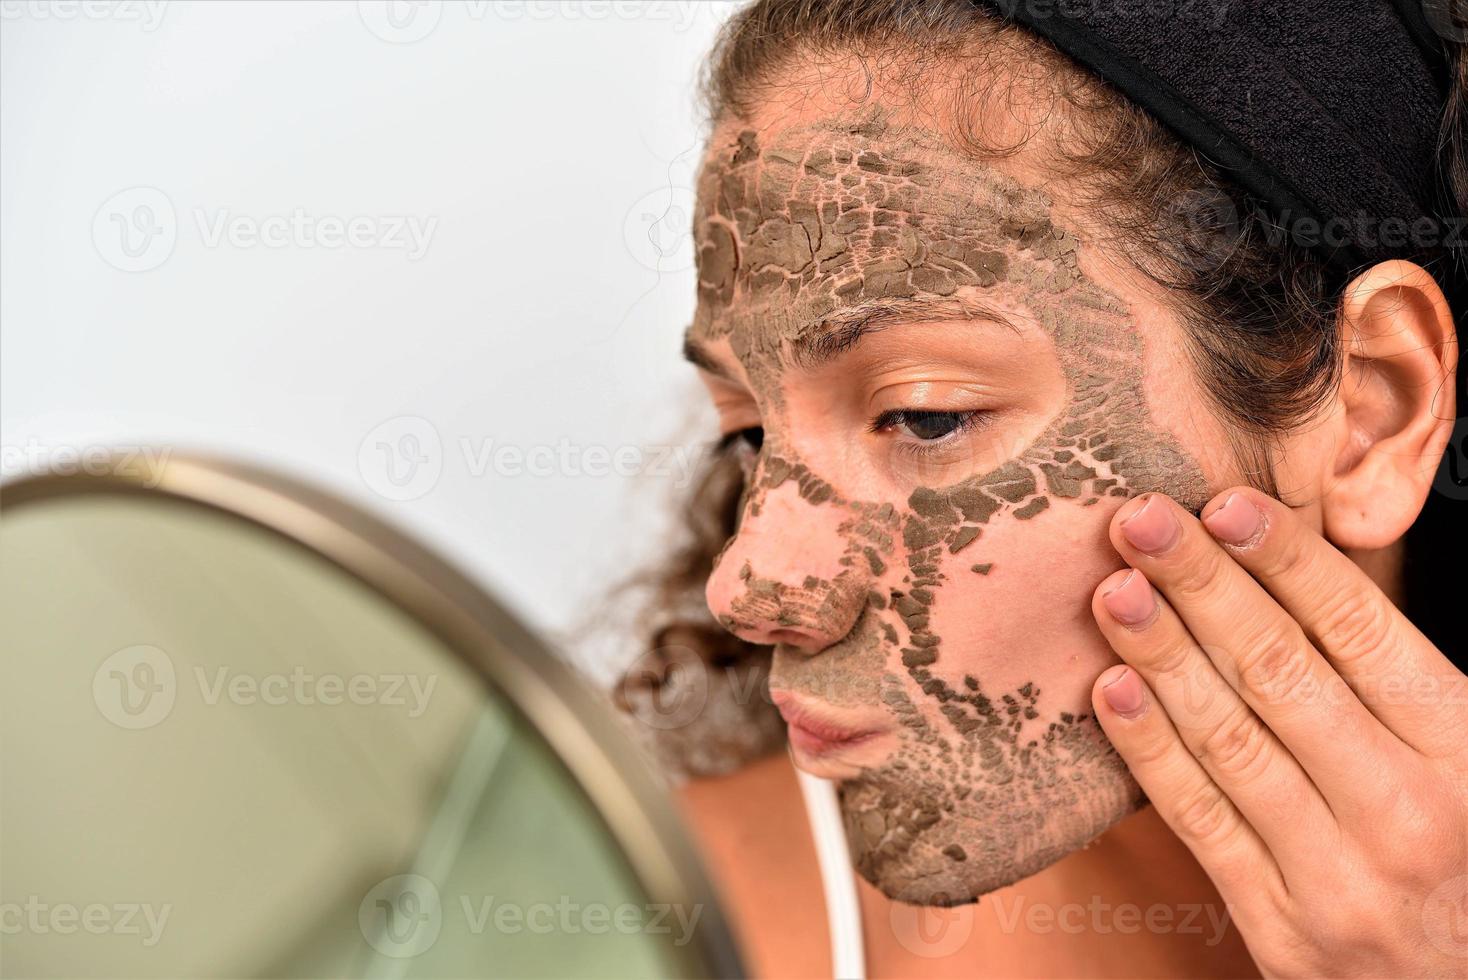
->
[687, 113, 1094, 374]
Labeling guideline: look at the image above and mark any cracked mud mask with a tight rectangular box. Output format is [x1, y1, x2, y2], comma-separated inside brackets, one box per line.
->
[689, 111, 1212, 905]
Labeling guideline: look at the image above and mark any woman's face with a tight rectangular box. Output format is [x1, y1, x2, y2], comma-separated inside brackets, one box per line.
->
[687, 83, 1250, 905]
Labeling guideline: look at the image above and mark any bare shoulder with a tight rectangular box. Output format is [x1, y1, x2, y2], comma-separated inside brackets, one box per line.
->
[675, 751, 831, 979]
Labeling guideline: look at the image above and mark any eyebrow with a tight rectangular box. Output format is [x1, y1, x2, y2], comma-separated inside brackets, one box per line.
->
[682, 295, 1022, 379]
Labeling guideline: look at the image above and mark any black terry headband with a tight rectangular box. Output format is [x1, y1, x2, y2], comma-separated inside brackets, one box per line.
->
[974, 0, 1454, 271]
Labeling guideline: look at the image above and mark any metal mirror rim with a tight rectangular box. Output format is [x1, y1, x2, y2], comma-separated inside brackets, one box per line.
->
[1, 451, 744, 979]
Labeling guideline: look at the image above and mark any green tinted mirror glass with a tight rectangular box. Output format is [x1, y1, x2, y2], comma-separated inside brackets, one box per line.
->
[0, 490, 726, 978]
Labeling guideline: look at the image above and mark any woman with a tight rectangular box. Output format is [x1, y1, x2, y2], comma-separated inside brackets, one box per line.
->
[615, 1, 1467, 975]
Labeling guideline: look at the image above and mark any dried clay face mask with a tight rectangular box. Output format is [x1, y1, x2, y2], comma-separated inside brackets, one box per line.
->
[689, 109, 1211, 905]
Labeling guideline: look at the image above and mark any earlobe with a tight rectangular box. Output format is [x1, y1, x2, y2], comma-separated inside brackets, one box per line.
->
[1321, 260, 1458, 551]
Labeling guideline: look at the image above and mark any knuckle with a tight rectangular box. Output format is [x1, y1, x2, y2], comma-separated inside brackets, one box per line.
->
[1196, 709, 1273, 780]
[1235, 623, 1313, 703]
[1253, 513, 1312, 580]
[1132, 634, 1195, 677]
[1170, 779, 1240, 847]
[1166, 544, 1231, 605]
[1126, 720, 1182, 768]
[1314, 591, 1395, 667]
[1373, 780, 1463, 874]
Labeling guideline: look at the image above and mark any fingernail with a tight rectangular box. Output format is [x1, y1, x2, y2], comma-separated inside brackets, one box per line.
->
[1101, 568, 1158, 628]
[1203, 492, 1265, 547]
[1120, 494, 1180, 555]
[1102, 667, 1147, 719]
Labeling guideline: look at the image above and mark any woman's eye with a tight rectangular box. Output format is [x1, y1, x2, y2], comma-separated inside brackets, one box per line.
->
[719, 426, 764, 454]
[872, 410, 981, 442]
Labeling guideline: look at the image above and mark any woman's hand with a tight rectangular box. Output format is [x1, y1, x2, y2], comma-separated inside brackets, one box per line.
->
[1088, 487, 1468, 977]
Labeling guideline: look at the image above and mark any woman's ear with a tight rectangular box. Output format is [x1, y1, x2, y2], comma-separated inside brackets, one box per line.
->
[1321, 260, 1458, 550]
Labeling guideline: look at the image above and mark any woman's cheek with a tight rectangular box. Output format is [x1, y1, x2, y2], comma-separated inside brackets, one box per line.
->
[893, 501, 1131, 718]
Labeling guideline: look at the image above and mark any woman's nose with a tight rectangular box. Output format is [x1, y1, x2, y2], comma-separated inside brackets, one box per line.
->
[704, 476, 869, 654]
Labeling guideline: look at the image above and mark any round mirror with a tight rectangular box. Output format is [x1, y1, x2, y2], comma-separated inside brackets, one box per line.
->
[0, 455, 741, 978]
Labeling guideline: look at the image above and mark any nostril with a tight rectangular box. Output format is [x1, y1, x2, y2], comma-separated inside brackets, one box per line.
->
[766, 627, 829, 653]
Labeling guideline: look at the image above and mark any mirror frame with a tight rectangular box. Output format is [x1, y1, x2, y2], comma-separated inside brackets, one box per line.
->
[1, 450, 744, 979]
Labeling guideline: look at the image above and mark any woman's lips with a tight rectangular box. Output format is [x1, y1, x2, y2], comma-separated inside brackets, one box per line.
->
[770, 690, 889, 758]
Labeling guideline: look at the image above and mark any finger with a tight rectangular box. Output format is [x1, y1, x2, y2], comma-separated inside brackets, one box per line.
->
[1200, 486, 1468, 757]
[1093, 568, 1337, 869]
[1091, 664, 1287, 910]
[1109, 492, 1405, 806]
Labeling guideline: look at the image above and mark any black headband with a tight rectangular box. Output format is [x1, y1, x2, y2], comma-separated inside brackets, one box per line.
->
[974, 0, 1455, 271]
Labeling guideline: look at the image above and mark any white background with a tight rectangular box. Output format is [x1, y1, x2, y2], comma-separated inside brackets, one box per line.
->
[0, 0, 740, 677]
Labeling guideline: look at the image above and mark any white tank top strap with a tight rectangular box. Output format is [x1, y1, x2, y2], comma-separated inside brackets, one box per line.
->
[794, 764, 867, 980]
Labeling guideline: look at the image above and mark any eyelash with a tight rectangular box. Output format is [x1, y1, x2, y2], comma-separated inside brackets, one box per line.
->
[716, 410, 993, 464]
[869, 409, 993, 456]
[717, 427, 763, 455]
